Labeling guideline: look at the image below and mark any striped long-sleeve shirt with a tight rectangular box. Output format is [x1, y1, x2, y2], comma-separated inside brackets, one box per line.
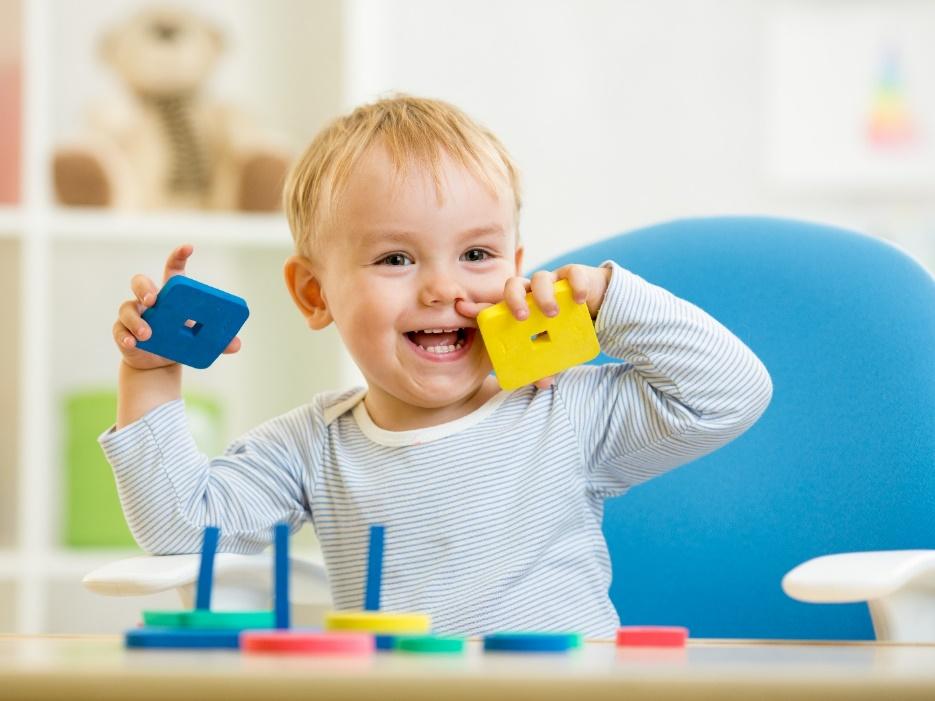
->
[99, 261, 772, 637]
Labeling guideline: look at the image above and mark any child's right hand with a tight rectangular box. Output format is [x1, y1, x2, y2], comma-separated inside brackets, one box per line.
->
[112, 244, 242, 370]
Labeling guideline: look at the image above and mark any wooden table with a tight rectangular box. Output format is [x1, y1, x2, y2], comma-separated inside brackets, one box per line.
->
[2, 635, 935, 700]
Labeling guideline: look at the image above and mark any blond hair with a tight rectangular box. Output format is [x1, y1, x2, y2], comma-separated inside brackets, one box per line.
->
[283, 94, 522, 256]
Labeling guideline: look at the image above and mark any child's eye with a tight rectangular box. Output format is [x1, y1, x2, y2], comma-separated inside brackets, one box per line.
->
[378, 253, 414, 266]
[461, 248, 491, 263]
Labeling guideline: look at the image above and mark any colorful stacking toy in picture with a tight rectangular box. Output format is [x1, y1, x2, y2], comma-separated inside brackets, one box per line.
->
[126, 526, 271, 649]
[477, 279, 600, 390]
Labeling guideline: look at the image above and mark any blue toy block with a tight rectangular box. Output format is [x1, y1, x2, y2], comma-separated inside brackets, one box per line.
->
[137, 276, 249, 369]
[374, 635, 396, 651]
[483, 632, 582, 653]
[125, 627, 242, 649]
[364, 525, 384, 611]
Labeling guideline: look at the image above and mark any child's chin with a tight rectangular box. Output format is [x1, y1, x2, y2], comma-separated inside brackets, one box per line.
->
[409, 376, 487, 407]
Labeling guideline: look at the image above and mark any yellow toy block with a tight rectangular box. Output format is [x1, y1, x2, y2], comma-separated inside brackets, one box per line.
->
[325, 611, 432, 634]
[477, 279, 601, 390]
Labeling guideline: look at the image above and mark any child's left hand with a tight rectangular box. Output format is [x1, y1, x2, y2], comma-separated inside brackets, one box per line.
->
[456, 264, 612, 389]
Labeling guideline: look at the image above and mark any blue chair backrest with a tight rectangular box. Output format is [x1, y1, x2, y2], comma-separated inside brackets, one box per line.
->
[538, 216, 935, 639]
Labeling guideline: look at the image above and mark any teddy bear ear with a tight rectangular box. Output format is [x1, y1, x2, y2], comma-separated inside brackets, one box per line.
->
[206, 21, 226, 56]
[97, 27, 117, 66]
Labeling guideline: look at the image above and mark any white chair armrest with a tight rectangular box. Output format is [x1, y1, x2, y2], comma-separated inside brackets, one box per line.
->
[782, 550, 935, 642]
[82, 552, 331, 608]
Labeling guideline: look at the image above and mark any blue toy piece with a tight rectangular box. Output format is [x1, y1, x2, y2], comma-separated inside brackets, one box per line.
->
[137, 276, 249, 369]
[195, 526, 220, 610]
[483, 632, 581, 653]
[125, 627, 241, 649]
[274, 522, 290, 629]
[374, 635, 396, 651]
[364, 525, 385, 611]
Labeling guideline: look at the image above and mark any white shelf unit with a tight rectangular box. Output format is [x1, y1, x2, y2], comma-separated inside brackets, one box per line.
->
[0, 206, 22, 235]
[3, 0, 352, 634]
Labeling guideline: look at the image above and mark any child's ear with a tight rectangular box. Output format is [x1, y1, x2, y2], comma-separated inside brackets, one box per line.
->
[514, 245, 525, 276]
[283, 255, 333, 330]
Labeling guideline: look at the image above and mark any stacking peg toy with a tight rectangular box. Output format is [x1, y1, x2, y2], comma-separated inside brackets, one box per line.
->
[323, 525, 432, 650]
[477, 279, 600, 390]
[364, 524, 384, 611]
[240, 522, 376, 656]
[273, 522, 290, 629]
[195, 524, 219, 610]
[128, 526, 258, 649]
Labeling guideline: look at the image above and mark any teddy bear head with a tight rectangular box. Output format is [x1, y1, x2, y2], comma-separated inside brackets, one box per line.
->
[98, 5, 224, 97]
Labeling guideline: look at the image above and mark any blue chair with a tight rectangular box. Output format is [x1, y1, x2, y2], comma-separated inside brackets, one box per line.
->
[540, 216, 935, 640]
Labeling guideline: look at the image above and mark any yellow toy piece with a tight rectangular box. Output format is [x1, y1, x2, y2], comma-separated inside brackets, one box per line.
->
[324, 611, 432, 635]
[477, 279, 600, 390]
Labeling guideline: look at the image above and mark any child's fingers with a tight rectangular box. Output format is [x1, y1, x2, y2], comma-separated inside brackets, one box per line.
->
[221, 336, 242, 354]
[454, 299, 492, 319]
[530, 270, 558, 317]
[163, 243, 194, 283]
[503, 276, 531, 319]
[113, 319, 137, 349]
[534, 376, 555, 390]
[130, 274, 158, 307]
[117, 299, 151, 342]
[557, 264, 590, 305]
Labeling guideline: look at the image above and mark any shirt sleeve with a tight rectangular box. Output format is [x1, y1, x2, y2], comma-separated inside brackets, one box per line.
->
[98, 398, 324, 554]
[556, 261, 773, 497]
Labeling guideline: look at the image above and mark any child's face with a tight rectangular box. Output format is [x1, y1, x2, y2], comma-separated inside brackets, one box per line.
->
[302, 145, 522, 417]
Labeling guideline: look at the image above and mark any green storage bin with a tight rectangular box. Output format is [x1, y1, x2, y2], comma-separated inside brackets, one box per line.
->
[63, 389, 223, 548]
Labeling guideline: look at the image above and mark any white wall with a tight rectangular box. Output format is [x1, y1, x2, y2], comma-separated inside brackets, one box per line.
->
[345, 0, 935, 271]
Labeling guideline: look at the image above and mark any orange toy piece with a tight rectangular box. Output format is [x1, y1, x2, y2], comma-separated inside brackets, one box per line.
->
[477, 279, 600, 390]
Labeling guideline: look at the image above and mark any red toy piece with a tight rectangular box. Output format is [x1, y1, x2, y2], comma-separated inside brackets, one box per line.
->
[616, 626, 688, 648]
[241, 630, 374, 655]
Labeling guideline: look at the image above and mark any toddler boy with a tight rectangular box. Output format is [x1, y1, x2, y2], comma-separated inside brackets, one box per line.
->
[103, 95, 772, 637]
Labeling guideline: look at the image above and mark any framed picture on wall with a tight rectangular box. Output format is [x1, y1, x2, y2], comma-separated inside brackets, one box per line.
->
[764, 4, 935, 190]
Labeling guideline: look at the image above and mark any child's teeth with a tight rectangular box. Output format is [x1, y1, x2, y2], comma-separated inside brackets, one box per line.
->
[420, 343, 462, 354]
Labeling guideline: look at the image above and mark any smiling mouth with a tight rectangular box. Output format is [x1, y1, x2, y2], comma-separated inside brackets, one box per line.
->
[404, 327, 473, 356]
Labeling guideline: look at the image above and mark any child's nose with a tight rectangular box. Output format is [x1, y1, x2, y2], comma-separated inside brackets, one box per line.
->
[418, 270, 465, 307]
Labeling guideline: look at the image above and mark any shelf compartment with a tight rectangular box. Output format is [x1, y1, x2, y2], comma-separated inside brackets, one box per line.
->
[0, 206, 22, 235]
[0, 580, 14, 632]
[0, 0, 21, 207]
[0, 238, 19, 548]
[49, 210, 294, 248]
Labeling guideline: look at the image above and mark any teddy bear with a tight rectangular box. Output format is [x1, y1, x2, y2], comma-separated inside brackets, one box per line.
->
[53, 6, 290, 211]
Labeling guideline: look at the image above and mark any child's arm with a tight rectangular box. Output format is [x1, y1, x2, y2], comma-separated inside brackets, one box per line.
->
[99, 398, 317, 554]
[555, 261, 773, 494]
[111, 244, 242, 428]
[106, 245, 307, 554]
